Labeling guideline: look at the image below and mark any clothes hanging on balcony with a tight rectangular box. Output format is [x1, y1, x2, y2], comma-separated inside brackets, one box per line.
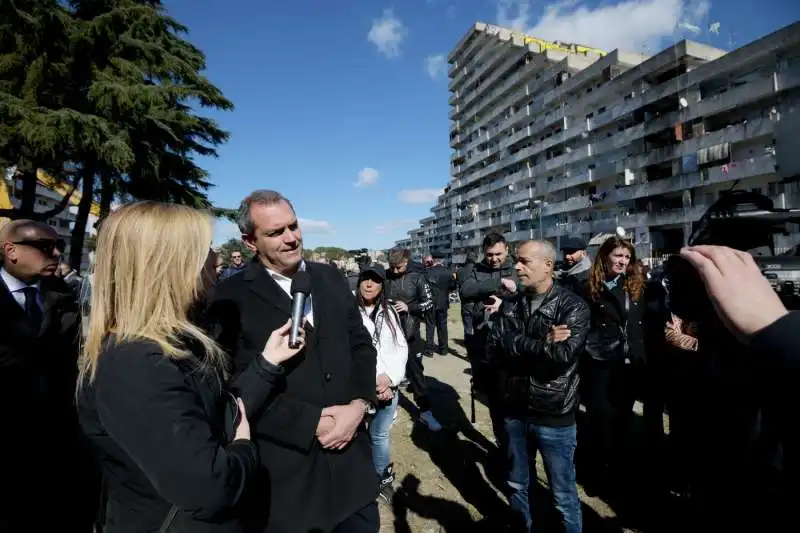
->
[697, 142, 730, 165]
[674, 122, 684, 141]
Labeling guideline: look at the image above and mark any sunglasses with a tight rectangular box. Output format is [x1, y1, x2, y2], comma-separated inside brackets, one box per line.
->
[12, 239, 66, 256]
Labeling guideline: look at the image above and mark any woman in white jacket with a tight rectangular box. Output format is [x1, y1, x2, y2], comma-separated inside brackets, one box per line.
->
[355, 264, 408, 504]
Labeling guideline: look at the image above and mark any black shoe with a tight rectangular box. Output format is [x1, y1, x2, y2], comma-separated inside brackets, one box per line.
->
[378, 464, 396, 504]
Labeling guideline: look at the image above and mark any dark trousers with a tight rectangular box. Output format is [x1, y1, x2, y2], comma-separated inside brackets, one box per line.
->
[425, 307, 449, 354]
[581, 358, 640, 467]
[469, 327, 507, 453]
[406, 333, 431, 412]
[332, 502, 379, 533]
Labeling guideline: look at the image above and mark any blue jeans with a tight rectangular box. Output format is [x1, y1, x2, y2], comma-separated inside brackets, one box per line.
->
[504, 418, 581, 533]
[369, 392, 398, 475]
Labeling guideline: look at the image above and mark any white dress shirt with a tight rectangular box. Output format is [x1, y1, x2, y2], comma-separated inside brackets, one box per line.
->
[266, 261, 314, 326]
[0, 267, 42, 311]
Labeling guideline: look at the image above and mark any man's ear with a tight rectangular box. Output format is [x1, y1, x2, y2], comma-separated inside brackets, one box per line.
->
[242, 235, 258, 254]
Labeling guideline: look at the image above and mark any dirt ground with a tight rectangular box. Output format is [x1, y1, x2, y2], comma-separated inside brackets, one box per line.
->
[377, 305, 660, 533]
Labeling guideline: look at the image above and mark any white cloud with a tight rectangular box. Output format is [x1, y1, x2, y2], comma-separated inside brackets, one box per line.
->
[398, 188, 444, 204]
[299, 218, 333, 234]
[367, 9, 407, 58]
[424, 54, 446, 79]
[374, 219, 419, 234]
[355, 167, 379, 187]
[494, 0, 713, 52]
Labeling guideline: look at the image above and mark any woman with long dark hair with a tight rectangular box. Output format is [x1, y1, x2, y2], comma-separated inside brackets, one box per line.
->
[355, 264, 407, 505]
[580, 236, 647, 480]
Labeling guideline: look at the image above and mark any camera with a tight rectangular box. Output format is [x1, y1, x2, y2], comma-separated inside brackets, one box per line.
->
[664, 190, 800, 322]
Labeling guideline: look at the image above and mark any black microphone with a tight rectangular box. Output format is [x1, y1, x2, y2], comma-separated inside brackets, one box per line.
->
[289, 271, 312, 348]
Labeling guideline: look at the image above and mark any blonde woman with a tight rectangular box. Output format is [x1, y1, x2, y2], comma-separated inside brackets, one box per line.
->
[78, 202, 305, 533]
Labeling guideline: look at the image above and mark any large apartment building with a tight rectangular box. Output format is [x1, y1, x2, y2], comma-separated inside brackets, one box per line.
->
[398, 21, 800, 264]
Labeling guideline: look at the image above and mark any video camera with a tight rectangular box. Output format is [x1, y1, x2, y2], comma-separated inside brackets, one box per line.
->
[664, 190, 800, 322]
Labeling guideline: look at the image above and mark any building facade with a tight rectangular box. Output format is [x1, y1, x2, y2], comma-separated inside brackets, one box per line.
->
[400, 21, 800, 264]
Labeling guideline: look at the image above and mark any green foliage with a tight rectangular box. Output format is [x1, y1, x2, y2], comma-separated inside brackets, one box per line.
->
[309, 246, 349, 261]
[0, 0, 234, 267]
[217, 238, 252, 263]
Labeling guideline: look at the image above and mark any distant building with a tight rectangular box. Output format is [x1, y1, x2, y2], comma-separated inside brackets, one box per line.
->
[399, 21, 800, 263]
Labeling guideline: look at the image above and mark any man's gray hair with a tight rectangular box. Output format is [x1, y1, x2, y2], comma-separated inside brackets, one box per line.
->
[236, 190, 295, 235]
[523, 239, 557, 264]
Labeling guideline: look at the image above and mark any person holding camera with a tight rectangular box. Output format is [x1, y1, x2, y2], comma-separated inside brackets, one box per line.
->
[679, 244, 799, 529]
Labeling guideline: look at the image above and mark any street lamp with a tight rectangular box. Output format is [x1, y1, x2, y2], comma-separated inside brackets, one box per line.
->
[533, 199, 545, 239]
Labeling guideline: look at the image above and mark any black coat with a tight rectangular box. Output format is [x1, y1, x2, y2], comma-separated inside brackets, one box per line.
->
[580, 280, 646, 364]
[425, 264, 455, 311]
[459, 257, 518, 329]
[78, 339, 273, 533]
[488, 284, 590, 424]
[211, 260, 379, 533]
[0, 273, 98, 532]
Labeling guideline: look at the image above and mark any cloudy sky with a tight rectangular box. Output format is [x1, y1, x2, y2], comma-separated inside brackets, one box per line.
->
[163, 0, 797, 249]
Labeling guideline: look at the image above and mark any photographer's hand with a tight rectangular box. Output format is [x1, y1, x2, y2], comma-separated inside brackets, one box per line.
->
[679, 245, 788, 343]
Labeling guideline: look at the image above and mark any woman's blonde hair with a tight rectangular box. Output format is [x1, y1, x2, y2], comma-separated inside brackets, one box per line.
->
[78, 201, 226, 389]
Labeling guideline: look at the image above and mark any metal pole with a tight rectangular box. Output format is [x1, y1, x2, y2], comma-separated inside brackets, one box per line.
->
[539, 208, 543, 240]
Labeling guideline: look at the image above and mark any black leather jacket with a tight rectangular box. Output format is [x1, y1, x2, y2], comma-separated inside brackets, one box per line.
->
[385, 270, 433, 340]
[488, 283, 590, 423]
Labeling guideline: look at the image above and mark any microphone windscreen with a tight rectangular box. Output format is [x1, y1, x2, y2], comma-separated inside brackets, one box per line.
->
[290, 270, 312, 295]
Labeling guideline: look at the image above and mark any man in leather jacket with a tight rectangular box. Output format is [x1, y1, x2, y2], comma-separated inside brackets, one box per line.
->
[488, 240, 589, 533]
[385, 247, 442, 431]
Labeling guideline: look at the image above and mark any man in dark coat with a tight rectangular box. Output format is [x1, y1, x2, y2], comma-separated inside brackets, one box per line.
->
[424, 251, 454, 355]
[0, 220, 98, 532]
[557, 237, 591, 295]
[212, 190, 379, 533]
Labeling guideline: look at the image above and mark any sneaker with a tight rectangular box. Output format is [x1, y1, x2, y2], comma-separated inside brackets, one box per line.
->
[378, 464, 396, 504]
[419, 410, 443, 432]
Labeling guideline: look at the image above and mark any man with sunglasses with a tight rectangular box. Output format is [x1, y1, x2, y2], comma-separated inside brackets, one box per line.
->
[0, 220, 98, 532]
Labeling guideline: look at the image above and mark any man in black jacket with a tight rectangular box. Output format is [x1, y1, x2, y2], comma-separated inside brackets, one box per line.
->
[488, 240, 589, 533]
[558, 237, 591, 295]
[424, 251, 454, 356]
[212, 190, 379, 533]
[385, 247, 442, 432]
[459, 233, 517, 449]
[0, 220, 98, 532]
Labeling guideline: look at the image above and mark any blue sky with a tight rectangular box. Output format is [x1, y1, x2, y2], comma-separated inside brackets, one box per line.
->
[162, 0, 798, 250]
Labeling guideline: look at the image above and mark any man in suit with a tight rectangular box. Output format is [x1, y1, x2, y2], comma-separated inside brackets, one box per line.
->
[212, 190, 379, 533]
[0, 220, 98, 532]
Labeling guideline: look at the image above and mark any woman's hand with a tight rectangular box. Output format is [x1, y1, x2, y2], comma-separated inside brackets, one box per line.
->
[262, 319, 306, 365]
[233, 398, 250, 441]
[377, 388, 394, 402]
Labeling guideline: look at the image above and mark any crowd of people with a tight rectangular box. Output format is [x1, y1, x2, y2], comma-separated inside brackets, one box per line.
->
[0, 189, 797, 533]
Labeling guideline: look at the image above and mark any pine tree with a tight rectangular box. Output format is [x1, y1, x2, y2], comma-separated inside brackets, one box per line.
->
[65, 0, 234, 267]
[0, 0, 86, 219]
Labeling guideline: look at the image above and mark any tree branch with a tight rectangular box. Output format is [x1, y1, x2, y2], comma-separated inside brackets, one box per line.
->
[29, 178, 80, 221]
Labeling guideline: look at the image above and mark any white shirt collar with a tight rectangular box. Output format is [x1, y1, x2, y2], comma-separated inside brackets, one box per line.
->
[266, 260, 307, 283]
[0, 267, 39, 293]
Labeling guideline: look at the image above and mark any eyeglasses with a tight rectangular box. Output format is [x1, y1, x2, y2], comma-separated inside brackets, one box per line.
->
[12, 239, 65, 256]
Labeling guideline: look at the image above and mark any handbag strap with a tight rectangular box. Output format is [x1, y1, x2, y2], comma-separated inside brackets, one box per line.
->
[159, 506, 179, 533]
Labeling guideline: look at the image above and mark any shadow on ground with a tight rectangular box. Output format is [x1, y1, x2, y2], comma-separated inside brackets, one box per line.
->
[396, 377, 633, 532]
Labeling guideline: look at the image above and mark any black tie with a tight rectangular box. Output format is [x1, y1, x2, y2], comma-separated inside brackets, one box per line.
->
[23, 286, 42, 330]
